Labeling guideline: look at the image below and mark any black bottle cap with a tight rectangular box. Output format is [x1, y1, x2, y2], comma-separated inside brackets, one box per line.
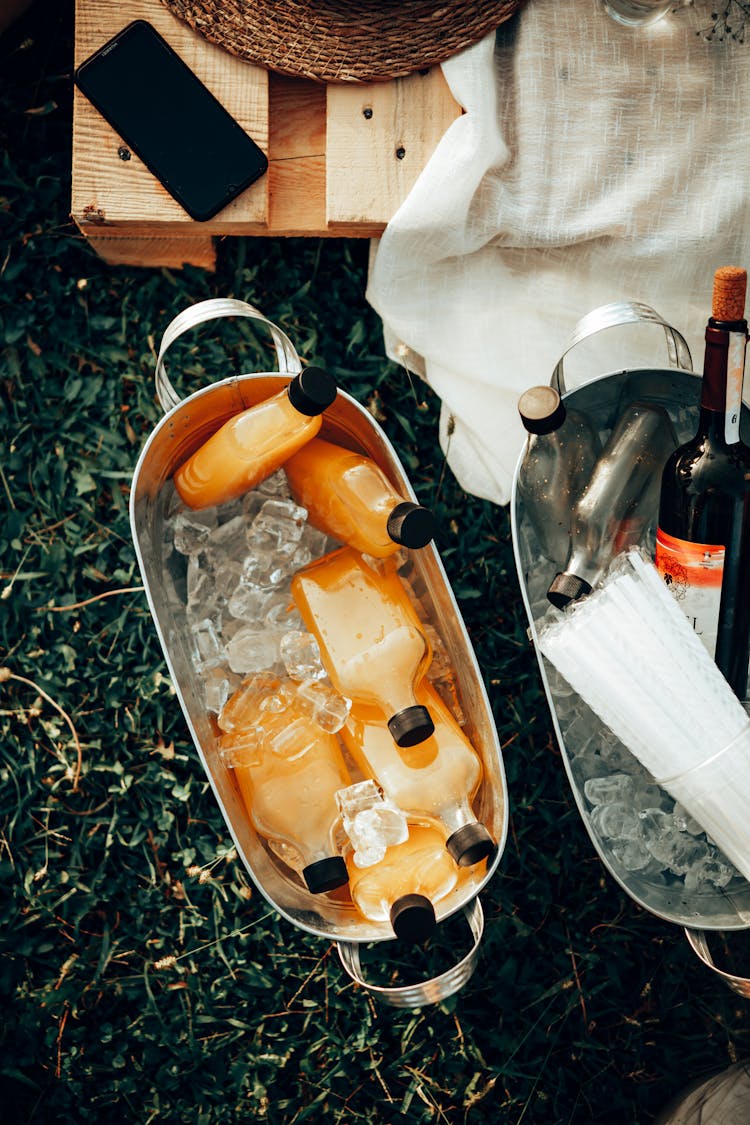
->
[386, 502, 435, 549]
[446, 822, 495, 867]
[547, 572, 593, 609]
[518, 386, 566, 435]
[390, 893, 436, 943]
[387, 705, 435, 747]
[287, 367, 338, 417]
[302, 855, 348, 894]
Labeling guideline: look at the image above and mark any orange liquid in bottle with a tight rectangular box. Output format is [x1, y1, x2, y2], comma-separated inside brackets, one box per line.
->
[341, 681, 494, 866]
[284, 437, 434, 557]
[345, 821, 459, 941]
[218, 672, 351, 893]
[290, 547, 435, 747]
[173, 369, 337, 510]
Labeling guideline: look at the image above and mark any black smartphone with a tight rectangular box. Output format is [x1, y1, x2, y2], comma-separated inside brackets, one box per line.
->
[75, 19, 268, 222]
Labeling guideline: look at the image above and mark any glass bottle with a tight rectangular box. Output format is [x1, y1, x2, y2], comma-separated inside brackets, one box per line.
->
[340, 681, 494, 867]
[516, 385, 600, 565]
[290, 547, 435, 747]
[345, 821, 460, 942]
[173, 367, 337, 510]
[218, 672, 351, 893]
[283, 436, 435, 557]
[656, 266, 750, 698]
[547, 400, 677, 608]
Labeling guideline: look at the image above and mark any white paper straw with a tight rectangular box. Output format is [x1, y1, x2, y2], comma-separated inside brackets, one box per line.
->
[537, 549, 750, 880]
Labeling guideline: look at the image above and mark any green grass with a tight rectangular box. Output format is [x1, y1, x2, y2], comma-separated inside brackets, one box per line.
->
[2, 3, 750, 1122]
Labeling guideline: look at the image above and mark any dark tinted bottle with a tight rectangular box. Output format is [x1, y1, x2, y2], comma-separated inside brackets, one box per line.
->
[656, 266, 750, 698]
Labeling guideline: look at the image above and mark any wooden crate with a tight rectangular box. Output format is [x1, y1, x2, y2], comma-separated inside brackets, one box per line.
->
[71, 0, 461, 268]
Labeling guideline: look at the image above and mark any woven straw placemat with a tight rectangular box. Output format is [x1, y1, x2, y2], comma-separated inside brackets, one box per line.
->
[160, 0, 527, 83]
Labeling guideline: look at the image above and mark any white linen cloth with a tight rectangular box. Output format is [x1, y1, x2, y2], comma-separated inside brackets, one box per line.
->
[366, 0, 750, 505]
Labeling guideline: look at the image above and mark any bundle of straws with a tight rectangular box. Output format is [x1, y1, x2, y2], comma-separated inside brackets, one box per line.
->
[538, 549, 750, 882]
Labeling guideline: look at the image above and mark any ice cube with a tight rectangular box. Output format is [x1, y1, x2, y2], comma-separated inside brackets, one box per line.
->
[337, 779, 382, 819]
[189, 617, 225, 673]
[584, 773, 634, 806]
[336, 780, 409, 868]
[632, 781, 671, 812]
[265, 715, 318, 761]
[257, 469, 291, 497]
[611, 838, 664, 875]
[280, 631, 326, 681]
[202, 666, 237, 715]
[218, 728, 261, 769]
[294, 678, 352, 733]
[252, 498, 308, 547]
[268, 543, 312, 587]
[639, 813, 708, 875]
[226, 626, 283, 675]
[590, 801, 640, 842]
[672, 801, 704, 836]
[227, 582, 270, 623]
[186, 558, 217, 621]
[239, 535, 285, 590]
[172, 508, 218, 556]
[218, 671, 281, 732]
[570, 750, 607, 783]
[206, 515, 250, 556]
[265, 598, 303, 631]
[683, 850, 737, 892]
[259, 684, 294, 714]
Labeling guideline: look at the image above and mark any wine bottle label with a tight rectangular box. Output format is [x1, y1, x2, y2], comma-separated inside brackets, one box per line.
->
[655, 528, 725, 657]
[725, 330, 747, 444]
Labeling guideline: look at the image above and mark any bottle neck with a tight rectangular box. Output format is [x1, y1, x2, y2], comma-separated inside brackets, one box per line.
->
[698, 319, 748, 444]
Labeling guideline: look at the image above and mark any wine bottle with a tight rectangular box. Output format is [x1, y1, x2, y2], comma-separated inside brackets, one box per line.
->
[656, 266, 750, 699]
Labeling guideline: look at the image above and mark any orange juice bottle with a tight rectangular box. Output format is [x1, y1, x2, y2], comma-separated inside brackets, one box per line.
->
[173, 368, 337, 510]
[283, 437, 435, 557]
[290, 547, 435, 748]
[341, 681, 494, 867]
[218, 672, 351, 893]
[345, 821, 459, 941]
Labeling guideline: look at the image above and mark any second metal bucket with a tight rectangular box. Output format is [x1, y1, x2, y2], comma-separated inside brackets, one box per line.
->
[511, 301, 750, 994]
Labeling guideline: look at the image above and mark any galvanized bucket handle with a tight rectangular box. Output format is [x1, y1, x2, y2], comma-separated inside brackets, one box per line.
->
[337, 898, 484, 1008]
[154, 297, 302, 414]
[684, 928, 750, 998]
[551, 301, 693, 396]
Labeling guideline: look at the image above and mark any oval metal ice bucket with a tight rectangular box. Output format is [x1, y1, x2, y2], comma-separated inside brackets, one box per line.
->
[129, 299, 508, 1006]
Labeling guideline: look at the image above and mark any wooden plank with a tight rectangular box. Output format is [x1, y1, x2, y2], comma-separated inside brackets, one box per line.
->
[267, 74, 326, 235]
[80, 232, 216, 270]
[325, 68, 461, 226]
[71, 0, 269, 230]
[265, 74, 384, 237]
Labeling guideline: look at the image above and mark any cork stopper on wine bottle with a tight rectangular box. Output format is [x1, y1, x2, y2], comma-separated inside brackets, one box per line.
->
[712, 266, 747, 323]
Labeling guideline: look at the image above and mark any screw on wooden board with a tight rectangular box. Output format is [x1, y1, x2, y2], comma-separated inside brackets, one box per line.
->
[362, 107, 373, 119]
[82, 204, 106, 224]
[118, 145, 131, 161]
[395, 146, 406, 160]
